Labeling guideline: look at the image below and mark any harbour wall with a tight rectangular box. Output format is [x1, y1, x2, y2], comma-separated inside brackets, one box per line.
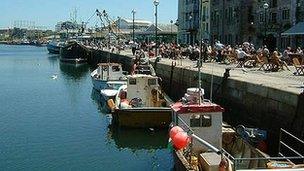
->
[90, 50, 304, 153]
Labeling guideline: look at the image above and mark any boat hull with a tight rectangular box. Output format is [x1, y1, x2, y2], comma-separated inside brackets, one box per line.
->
[60, 58, 87, 64]
[91, 77, 108, 91]
[47, 43, 61, 54]
[112, 108, 172, 128]
[60, 41, 90, 63]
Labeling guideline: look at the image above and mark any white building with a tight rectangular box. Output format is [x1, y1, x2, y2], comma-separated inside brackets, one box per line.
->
[115, 18, 152, 31]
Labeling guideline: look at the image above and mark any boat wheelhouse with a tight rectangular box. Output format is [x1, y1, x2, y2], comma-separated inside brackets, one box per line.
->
[91, 63, 127, 91]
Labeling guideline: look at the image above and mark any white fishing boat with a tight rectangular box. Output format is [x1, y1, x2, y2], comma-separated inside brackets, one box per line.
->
[91, 63, 127, 91]
[108, 74, 171, 128]
[169, 87, 304, 170]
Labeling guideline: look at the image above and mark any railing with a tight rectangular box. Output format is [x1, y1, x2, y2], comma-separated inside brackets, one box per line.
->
[175, 116, 304, 170]
[232, 128, 304, 170]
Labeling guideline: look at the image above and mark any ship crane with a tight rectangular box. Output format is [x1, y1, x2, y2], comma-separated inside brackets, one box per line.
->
[95, 9, 126, 42]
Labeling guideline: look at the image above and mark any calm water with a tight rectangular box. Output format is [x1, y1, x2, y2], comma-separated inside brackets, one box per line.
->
[0, 45, 173, 170]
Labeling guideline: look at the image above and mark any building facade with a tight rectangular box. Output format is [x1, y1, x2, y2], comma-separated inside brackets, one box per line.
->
[178, 0, 201, 44]
[178, 0, 304, 47]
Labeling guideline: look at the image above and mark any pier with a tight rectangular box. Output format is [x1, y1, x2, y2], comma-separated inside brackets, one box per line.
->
[90, 49, 304, 153]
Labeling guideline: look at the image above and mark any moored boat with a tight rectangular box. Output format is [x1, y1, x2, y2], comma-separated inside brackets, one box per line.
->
[169, 88, 304, 170]
[110, 74, 172, 128]
[60, 41, 89, 64]
[91, 63, 127, 91]
[47, 41, 64, 54]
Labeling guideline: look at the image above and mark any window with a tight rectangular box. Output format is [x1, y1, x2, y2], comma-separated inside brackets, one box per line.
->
[102, 66, 108, 71]
[271, 12, 277, 23]
[282, 9, 290, 20]
[129, 78, 136, 85]
[190, 114, 212, 127]
[148, 78, 157, 86]
[112, 66, 120, 72]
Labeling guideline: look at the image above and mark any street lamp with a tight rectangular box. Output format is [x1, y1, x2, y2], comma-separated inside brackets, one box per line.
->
[263, 2, 269, 45]
[131, 9, 136, 42]
[189, 14, 193, 45]
[153, 0, 159, 57]
[170, 20, 173, 42]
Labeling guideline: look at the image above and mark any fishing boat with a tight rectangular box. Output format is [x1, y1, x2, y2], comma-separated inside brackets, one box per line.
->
[91, 63, 127, 91]
[100, 80, 127, 100]
[60, 41, 89, 64]
[109, 74, 171, 128]
[47, 41, 64, 54]
[169, 88, 304, 170]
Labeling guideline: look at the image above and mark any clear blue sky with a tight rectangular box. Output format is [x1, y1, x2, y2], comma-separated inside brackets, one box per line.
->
[0, 0, 178, 30]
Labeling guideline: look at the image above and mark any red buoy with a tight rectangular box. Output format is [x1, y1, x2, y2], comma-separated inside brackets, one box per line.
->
[169, 126, 184, 139]
[172, 131, 190, 150]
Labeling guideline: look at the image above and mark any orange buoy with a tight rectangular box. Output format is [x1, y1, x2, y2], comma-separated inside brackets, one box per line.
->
[107, 99, 115, 111]
[169, 126, 184, 139]
[172, 131, 190, 150]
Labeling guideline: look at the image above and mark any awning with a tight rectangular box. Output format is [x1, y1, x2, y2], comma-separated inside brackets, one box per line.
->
[281, 22, 304, 36]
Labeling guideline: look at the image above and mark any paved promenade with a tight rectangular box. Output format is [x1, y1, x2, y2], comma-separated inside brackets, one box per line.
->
[115, 49, 304, 95]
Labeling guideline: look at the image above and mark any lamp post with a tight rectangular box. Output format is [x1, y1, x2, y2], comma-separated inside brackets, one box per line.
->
[131, 9, 136, 43]
[170, 20, 173, 42]
[189, 14, 193, 45]
[153, 0, 159, 57]
[175, 19, 179, 44]
[263, 2, 269, 45]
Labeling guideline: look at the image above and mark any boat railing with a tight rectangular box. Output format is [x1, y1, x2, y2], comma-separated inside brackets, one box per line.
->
[231, 128, 304, 170]
[176, 116, 304, 170]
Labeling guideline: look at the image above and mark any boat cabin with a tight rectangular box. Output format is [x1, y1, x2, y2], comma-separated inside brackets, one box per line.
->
[125, 74, 165, 107]
[171, 88, 224, 153]
[96, 63, 125, 80]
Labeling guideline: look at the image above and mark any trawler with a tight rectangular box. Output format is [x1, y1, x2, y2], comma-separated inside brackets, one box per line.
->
[109, 74, 171, 128]
[91, 63, 127, 91]
[169, 88, 304, 170]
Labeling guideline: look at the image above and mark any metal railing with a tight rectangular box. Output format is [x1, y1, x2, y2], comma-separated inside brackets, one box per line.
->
[175, 116, 304, 170]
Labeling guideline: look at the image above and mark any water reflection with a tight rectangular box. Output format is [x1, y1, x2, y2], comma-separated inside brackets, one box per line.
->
[107, 126, 169, 151]
[47, 54, 59, 66]
[59, 62, 89, 80]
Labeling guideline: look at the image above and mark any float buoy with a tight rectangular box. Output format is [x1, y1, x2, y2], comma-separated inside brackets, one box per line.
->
[172, 131, 190, 150]
[107, 99, 115, 111]
[169, 126, 184, 139]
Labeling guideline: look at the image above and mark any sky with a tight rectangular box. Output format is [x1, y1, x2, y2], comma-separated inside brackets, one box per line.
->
[0, 0, 178, 30]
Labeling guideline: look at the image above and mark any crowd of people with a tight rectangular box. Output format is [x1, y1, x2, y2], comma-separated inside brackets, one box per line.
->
[80, 38, 303, 74]
[129, 40, 303, 73]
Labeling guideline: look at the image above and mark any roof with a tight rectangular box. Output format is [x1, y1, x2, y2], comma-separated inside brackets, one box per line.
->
[146, 24, 178, 33]
[281, 22, 304, 36]
[127, 74, 157, 79]
[171, 102, 224, 114]
[123, 19, 152, 25]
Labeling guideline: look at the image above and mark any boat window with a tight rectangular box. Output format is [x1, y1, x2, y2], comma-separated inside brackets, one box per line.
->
[112, 66, 120, 72]
[148, 79, 157, 86]
[190, 114, 212, 127]
[129, 78, 136, 85]
[102, 66, 108, 71]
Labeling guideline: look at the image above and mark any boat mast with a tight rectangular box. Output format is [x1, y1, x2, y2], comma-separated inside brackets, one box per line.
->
[198, 0, 202, 105]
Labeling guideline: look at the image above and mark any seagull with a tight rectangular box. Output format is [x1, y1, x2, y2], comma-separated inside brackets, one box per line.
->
[51, 74, 58, 80]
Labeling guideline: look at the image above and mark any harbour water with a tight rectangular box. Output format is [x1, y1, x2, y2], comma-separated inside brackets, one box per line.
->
[0, 45, 173, 170]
